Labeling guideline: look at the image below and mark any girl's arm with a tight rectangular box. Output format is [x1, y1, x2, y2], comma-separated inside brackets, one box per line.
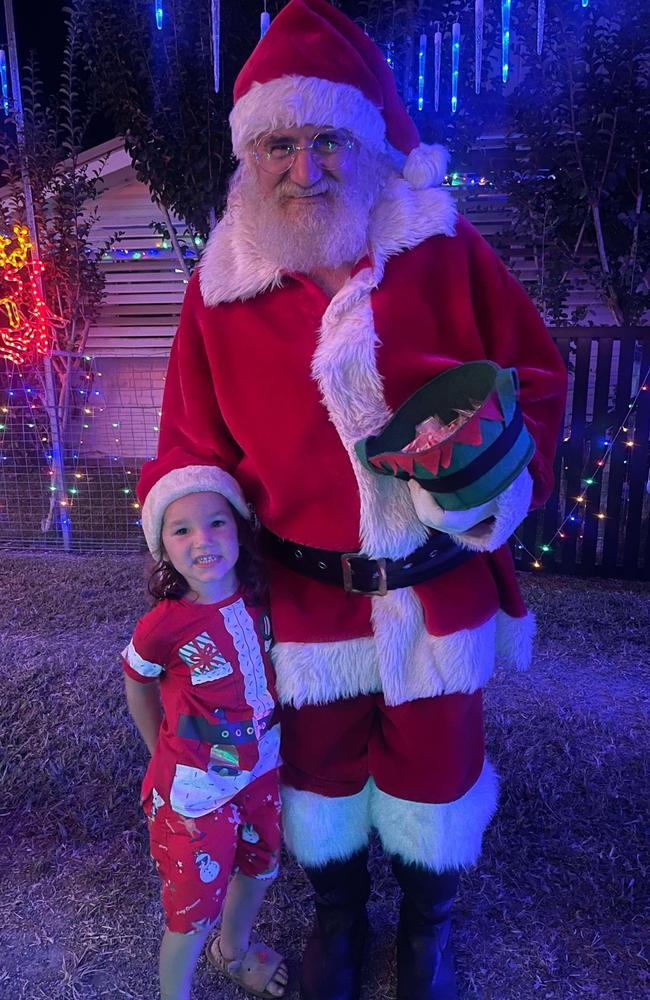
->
[124, 675, 162, 755]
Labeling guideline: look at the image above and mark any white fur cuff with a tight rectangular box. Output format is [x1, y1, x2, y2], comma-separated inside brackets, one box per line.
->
[141, 465, 249, 560]
[281, 781, 372, 866]
[370, 762, 499, 870]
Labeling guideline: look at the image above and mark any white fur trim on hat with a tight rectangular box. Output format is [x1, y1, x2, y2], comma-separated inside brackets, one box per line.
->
[229, 75, 386, 157]
[402, 143, 449, 189]
[141, 465, 249, 560]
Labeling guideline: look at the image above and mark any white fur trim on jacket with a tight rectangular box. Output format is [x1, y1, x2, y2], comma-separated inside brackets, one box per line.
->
[272, 608, 535, 708]
[229, 76, 387, 158]
[141, 465, 249, 560]
[370, 762, 499, 870]
[408, 468, 534, 554]
[281, 780, 372, 866]
[198, 173, 456, 307]
[495, 608, 536, 671]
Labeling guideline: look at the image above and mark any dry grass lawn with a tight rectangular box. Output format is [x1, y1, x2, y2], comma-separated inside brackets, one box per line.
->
[0, 554, 647, 999]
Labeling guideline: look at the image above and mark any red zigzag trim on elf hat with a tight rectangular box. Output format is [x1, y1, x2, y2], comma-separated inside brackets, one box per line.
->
[229, 0, 448, 190]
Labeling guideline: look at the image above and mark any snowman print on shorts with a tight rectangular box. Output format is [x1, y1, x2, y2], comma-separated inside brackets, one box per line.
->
[195, 851, 220, 883]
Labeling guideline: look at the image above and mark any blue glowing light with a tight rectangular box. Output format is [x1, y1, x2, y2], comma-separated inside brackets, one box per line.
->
[260, 10, 271, 40]
[0, 49, 9, 116]
[502, 0, 511, 83]
[451, 22, 461, 114]
[433, 26, 442, 113]
[418, 34, 427, 111]
[155, 1, 163, 30]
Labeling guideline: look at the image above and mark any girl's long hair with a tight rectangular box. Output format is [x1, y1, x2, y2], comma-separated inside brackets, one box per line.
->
[147, 508, 268, 606]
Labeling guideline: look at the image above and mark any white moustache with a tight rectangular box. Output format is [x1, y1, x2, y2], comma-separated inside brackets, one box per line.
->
[275, 179, 337, 201]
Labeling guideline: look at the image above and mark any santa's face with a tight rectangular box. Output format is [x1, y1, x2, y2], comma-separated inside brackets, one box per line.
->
[251, 125, 359, 208]
[237, 124, 387, 273]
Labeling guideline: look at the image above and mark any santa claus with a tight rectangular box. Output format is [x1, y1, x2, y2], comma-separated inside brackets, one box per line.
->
[138, 1, 567, 998]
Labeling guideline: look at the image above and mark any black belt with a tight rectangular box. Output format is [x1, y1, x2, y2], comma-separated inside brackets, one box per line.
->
[261, 527, 474, 596]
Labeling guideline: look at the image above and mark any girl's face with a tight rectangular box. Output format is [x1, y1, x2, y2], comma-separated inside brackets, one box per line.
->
[161, 492, 240, 603]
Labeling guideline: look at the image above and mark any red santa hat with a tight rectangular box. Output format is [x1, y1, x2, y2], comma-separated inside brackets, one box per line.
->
[137, 448, 250, 560]
[230, 0, 447, 189]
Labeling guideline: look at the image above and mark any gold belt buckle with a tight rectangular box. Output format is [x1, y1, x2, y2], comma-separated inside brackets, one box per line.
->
[341, 553, 388, 596]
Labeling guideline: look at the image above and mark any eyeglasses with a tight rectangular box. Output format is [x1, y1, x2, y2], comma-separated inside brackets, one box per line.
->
[252, 130, 356, 175]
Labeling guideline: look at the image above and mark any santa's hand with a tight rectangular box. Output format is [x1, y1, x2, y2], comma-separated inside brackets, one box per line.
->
[408, 467, 533, 552]
[408, 483, 497, 532]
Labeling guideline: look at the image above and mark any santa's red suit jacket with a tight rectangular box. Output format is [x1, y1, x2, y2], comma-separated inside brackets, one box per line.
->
[153, 178, 567, 713]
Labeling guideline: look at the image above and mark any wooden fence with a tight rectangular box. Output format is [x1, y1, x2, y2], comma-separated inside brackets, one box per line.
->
[514, 327, 650, 580]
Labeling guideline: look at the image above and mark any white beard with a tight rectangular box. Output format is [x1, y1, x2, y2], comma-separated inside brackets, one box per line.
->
[228, 153, 389, 273]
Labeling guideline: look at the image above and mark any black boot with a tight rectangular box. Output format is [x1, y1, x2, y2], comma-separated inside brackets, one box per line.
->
[391, 857, 460, 1000]
[300, 849, 371, 1000]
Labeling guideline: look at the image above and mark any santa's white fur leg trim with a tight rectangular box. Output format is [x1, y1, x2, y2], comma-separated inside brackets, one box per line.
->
[495, 610, 536, 671]
[369, 761, 499, 871]
[281, 782, 372, 867]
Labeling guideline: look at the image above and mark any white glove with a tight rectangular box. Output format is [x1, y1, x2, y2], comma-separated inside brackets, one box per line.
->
[408, 468, 534, 552]
[408, 481, 498, 533]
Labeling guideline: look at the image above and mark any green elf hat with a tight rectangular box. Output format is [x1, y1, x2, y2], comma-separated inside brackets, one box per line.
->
[355, 361, 535, 511]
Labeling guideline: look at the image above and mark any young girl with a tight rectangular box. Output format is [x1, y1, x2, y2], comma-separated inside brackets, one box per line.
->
[122, 462, 287, 1000]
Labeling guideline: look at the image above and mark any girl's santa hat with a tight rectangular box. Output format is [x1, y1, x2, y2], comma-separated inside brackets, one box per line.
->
[137, 448, 249, 560]
[230, 0, 447, 189]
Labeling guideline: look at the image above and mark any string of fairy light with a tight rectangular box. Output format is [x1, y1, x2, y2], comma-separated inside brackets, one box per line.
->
[0, 360, 152, 532]
[515, 366, 650, 570]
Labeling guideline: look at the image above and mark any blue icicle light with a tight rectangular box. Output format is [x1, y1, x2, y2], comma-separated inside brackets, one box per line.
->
[582, 0, 589, 7]
[212, 0, 221, 94]
[154, 0, 163, 31]
[261, 9, 271, 39]
[537, 0, 545, 56]
[452, 21, 460, 113]
[418, 34, 427, 111]
[502, 0, 511, 83]
[0, 50, 8, 116]
[475, 0, 484, 95]
[434, 24, 442, 112]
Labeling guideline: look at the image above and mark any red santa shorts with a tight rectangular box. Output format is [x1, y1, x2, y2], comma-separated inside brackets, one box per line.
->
[280, 691, 484, 804]
[143, 769, 281, 934]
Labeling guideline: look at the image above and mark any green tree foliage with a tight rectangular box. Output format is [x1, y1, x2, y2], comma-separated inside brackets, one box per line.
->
[74, 0, 270, 241]
[502, 0, 649, 326]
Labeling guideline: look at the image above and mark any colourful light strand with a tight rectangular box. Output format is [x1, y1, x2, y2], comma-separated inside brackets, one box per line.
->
[502, 0, 511, 84]
[475, 0, 484, 95]
[582, 0, 589, 7]
[386, 42, 394, 69]
[154, 0, 163, 31]
[451, 21, 461, 114]
[515, 365, 650, 569]
[0, 49, 9, 116]
[434, 24, 442, 112]
[418, 33, 427, 111]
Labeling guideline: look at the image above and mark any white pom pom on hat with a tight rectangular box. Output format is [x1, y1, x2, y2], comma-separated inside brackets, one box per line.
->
[403, 143, 449, 190]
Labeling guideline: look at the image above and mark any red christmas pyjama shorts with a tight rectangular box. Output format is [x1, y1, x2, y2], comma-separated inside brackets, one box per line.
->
[280, 691, 484, 804]
[143, 769, 281, 934]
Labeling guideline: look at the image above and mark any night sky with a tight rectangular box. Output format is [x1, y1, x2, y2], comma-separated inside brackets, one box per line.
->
[10, 0, 67, 96]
